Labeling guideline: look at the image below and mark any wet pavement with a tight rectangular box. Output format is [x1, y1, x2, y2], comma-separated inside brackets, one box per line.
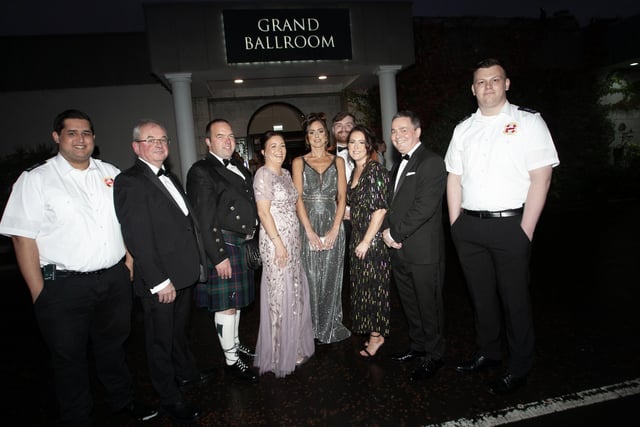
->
[2, 199, 639, 426]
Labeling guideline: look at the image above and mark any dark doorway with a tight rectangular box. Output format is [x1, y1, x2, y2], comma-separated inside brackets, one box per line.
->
[247, 102, 307, 172]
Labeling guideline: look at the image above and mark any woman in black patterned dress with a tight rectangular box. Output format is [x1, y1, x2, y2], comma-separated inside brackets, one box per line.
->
[346, 125, 391, 358]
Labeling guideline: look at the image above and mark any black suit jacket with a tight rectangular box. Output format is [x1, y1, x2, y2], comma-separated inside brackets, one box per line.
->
[186, 153, 258, 266]
[114, 159, 206, 296]
[385, 143, 446, 265]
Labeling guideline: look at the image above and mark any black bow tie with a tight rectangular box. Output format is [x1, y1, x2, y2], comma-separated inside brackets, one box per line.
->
[157, 168, 167, 177]
[223, 158, 231, 167]
[337, 146, 347, 152]
[402, 154, 410, 161]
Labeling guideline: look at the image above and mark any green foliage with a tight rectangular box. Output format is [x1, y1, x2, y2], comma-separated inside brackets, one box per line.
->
[601, 72, 640, 195]
[593, 70, 640, 198]
[345, 88, 381, 136]
[604, 73, 640, 111]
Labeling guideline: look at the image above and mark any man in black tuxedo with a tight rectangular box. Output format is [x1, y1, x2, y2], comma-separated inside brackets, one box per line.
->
[382, 110, 447, 381]
[114, 119, 210, 422]
[186, 119, 259, 382]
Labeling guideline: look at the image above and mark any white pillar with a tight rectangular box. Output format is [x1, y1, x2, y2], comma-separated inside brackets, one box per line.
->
[376, 65, 402, 169]
[165, 72, 197, 182]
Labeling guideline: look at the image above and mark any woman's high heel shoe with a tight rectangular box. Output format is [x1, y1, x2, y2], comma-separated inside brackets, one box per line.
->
[360, 333, 384, 359]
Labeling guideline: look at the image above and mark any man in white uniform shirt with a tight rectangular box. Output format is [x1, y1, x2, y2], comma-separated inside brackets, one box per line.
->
[445, 59, 559, 394]
[0, 109, 157, 426]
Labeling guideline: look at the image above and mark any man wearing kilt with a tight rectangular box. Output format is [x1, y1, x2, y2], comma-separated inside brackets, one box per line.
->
[187, 119, 259, 382]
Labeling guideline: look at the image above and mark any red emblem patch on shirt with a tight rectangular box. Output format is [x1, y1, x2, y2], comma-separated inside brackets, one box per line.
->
[104, 177, 114, 187]
[503, 122, 518, 135]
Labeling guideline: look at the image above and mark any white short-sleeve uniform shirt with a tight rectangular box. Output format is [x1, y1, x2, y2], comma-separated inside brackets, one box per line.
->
[0, 154, 126, 272]
[445, 102, 560, 211]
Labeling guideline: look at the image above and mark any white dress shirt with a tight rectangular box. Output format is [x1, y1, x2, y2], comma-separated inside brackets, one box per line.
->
[336, 144, 353, 183]
[139, 158, 188, 216]
[394, 142, 422, 191]
[137, 158, 190, 293]
[211, 152, 246, 180]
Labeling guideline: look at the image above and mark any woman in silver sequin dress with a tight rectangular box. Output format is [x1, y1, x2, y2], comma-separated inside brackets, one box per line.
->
[292, 113, 351, 344]
[253, 131, 314, 377]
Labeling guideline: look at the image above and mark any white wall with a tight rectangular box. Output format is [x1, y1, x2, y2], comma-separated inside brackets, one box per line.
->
[0, 84, 188, 176]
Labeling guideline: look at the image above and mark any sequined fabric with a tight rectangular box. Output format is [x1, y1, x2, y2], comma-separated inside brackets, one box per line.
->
[300, 158, 351, 343]
[253, 167, 314, 377]
[347, 161, 391, 336]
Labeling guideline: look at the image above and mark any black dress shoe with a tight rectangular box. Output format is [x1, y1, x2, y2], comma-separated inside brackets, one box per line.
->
[488, 373, 527, 394]
[410, 358, 443, 381]
[119, 400, 158, 422]
[455, 355, 501, 373]
[177, 367, 216, 389]
[225, 358, 259, 383]
[236, 342, 256, 357]
[388, 349, 426, 362]
[161, 401, 200, 422]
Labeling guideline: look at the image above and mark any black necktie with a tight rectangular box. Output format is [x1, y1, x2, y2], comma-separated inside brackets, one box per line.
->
[402, 154, 410, 161]
[337, 146, 347, 152]
[223, 158, 231, 167]
[157, 168, 166, 177]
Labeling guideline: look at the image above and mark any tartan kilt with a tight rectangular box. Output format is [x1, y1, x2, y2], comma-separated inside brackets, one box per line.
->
[195, 233, 255, 311]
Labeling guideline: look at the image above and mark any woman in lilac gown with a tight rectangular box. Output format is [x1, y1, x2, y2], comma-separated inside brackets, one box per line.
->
[253, 131, 314, 377]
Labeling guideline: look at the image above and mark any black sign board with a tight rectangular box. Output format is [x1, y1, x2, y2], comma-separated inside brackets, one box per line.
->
[223, 9, 352, 64]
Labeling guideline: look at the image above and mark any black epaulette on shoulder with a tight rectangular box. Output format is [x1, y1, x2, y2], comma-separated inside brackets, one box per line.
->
[518, 106, 539, 114]
[25, 160, 47, 172]
[457, 114, 472, 124]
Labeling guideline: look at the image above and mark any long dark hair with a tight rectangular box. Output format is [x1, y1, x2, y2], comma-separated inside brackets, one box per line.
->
[347, 125, 378, 161]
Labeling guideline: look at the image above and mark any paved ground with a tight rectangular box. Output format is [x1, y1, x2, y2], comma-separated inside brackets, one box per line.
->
[2, 199, 639, 426]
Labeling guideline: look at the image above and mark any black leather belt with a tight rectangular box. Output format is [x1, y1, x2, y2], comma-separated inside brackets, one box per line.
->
[58, 268, 109, 277]
[41, 258, 123, 279]
[462, 207, 523, 219]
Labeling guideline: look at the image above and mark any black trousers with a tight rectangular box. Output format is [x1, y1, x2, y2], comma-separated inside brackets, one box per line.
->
[392, 258, 445, 360]
[34, 261, 133, 427]
[451, 213, 534, 377]
[139, 285, 198, 405]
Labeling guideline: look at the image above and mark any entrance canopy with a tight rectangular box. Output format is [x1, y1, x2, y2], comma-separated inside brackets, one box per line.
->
[144, 1, 415, 99]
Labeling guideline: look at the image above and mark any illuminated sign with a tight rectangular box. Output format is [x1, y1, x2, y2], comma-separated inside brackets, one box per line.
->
[223, 9, 352, 63]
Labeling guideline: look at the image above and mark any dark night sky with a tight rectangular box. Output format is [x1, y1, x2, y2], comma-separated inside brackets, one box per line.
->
[1, 0, 638, 36]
